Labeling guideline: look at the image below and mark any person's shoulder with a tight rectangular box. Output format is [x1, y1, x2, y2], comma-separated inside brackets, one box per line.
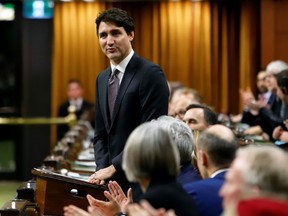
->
[97, 67, 110, 78]
[184, 178, 222, 190]
[131, 53, 161, 68]
[59, 100, 69, 109]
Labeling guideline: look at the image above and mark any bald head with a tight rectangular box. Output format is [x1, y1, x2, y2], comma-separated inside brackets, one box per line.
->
[205, 124, 235, 143]
[198, 124, 238, 168]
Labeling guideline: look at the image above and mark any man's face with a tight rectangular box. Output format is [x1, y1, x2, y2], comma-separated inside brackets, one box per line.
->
[174, 99, 191, 120]
[265, 72, 277, 92]
[256, 72, 268, 93]
[67, 83, 82, 100]
[276, 85, 288, 104]
[183, 108, 208, 131]
[98, 22, 134, 65]
[219, 157, 246, 210]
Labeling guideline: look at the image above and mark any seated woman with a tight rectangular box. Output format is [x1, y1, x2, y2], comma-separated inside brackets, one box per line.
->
[64, 121, 198, 216]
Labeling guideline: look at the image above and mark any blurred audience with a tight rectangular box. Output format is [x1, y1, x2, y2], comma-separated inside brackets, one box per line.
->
[183, 124, 238, 216]
[220, 145, 288, 216]
[240, 60, 288, 140]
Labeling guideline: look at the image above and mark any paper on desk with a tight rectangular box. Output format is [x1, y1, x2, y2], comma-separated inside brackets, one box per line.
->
[73, 161, 96, 167]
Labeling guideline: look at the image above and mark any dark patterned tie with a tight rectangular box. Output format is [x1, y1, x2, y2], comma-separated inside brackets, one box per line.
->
[108, 69, 120, 118]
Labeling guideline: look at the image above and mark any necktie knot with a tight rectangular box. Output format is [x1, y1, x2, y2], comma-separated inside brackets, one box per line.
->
[109, 69, 120, 85]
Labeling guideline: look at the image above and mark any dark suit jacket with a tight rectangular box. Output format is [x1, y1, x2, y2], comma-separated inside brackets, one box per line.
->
[183, 171, 227, 216]
[93, 53, 169, 194]
[177, 163, 202, 186]
[57, 100, 93, 139]
[241, 93, 285, 140]
[140, 176, 198, 216]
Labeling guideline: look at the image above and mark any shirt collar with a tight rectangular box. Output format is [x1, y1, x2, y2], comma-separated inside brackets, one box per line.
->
[110, 49, 134, 74]
[210, 168, 229, 178]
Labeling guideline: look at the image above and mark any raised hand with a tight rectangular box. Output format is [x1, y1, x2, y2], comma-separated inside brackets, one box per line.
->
[86, 193, 121, 216]
[108, 180, 133, 212]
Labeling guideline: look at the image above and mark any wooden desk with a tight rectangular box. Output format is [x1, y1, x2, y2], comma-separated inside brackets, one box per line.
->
[31, 168, 107, 216]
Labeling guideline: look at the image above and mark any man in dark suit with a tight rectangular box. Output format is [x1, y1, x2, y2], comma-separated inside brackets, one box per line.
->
[241, 60, 288, 140]
[57, 79, 93, 140]
[183, 124, 238, 216]
[88, 8, 169, 198]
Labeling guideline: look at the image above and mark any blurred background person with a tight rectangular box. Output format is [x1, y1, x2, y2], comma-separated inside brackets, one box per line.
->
[238, 70, 270, 136]
[169, 87, 202, 118]
[57, 79, 93, 140]
[272, 69, 288, 146]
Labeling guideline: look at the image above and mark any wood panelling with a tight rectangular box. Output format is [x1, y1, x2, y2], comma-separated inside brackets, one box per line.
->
[261, 0, 288, 69]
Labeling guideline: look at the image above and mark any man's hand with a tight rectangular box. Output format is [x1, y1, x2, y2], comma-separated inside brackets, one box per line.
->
[247, 100, 266, 116]
[88, 165, 116, 185]
[239, 87, 255, 107]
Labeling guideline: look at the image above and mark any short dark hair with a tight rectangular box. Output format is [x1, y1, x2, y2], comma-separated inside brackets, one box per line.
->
[68, 78, 81, 86]
[199, 130, 238, 167]
[275, 69, 288, 93]
[186, 103, 218, 125]
[95, 8, 135, 36]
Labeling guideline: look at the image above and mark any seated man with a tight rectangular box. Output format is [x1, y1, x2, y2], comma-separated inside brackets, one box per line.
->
[169, 87, 202, 118]
[272, 70, 288, 143]
[220, 145, 288, 216]
[183, 103, 218, 172]
[183, 103, 218, 132]
[238, 70, 270, 136]
[183, 124, 238, 216]
[156, 115, 202, 185]
[57, 79, 93, 139]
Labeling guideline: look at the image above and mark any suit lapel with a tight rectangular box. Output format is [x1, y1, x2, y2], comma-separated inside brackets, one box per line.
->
[99, 68, 112, 129]
[110, 54, 138, 126]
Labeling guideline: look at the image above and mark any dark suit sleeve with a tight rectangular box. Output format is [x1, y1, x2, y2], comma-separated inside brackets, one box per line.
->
[111, 64, 169, 170]
[93, 76, 109, 170]
[139, 64, 169, 122]
[257, 107, 285, 140]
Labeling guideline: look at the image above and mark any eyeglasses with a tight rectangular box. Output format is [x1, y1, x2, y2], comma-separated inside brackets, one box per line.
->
[176, 110, 186, 117]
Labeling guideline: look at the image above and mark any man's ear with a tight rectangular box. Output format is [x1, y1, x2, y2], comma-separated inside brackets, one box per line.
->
[129, 31, 134, 42]
[198, 150, 208, 167]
